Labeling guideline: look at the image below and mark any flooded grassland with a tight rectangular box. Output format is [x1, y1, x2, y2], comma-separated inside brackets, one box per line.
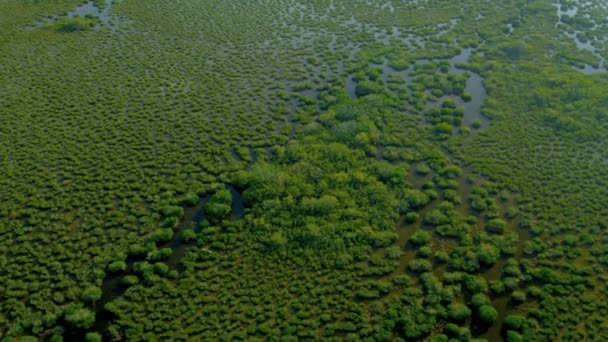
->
[1, 0, 608, 340]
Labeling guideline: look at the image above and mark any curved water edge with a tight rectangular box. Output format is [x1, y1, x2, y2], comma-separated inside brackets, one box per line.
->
[553, 2, 608, 74]
[449, 48, 490, 129]
[23, 0, 124, 32]
[94, 185, 244, 335]
[345, 47, 490, 131]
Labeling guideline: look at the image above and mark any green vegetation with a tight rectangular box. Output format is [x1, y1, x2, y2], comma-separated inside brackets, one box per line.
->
[478, 305, 498, 323]
[1, 0, 608, 340]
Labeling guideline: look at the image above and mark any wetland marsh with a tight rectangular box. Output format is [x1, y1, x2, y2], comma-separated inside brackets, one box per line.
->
[1, 0, 608, 340]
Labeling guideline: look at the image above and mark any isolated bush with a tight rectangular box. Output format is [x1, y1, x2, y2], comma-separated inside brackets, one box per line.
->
[448, 303, 471, 321]
[478, 305, 498, 323]
[107, 260, 127, 273]
[410, 230, 431, 245]
[85, 332, 102, 342]
[65, 307, 95, 329]
[81, 286, 102, 303]
[205, 189, 233, 223]
[486, 218, 507, 234]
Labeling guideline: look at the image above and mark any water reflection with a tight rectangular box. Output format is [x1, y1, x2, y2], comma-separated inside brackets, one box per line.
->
[23, 0, 123, 32]
[553, 2, 606, 74]
[72, 1, 114, 24]
[343, 47, 489, 130]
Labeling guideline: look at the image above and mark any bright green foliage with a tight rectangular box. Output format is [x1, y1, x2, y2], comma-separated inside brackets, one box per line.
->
[64, 307, 95, 329]
[504, 314, 527, 331]
[464, 275, 489, 293]
[356, 80, 385, 97]
[477, 243, 500, 265]
[478, 305, 498, 323]
[85, 332, 102, 342]
[404, 212, 420, 223]
[506, 330, 524, 342]
[49, 336, 64, 342]
[439, 165, 463, 178]
[237, 110, 404, 266]
[408, 259, 433, 273]
[448, 303, 472, 321]
[404, 189, 431, 209]
[182, 228, 197, 241]
[146, 248, 173, 261]
[153, 262, 169, 274]
[512, 290, 526, 303]
[81, 286, 102, 303]
[162, 206, 185, 218]
[410, 230, 431, 245]
[107, 260, 127, 273]
[486, 218, 507, 234]
[424, 209, 449, 226]
[417, 246, 432, 258]
[471, 119, 482, 129]
[429, 334, 448, 342]
[204, 189, 233, 223]
[470, 293, 490, 307]
[151, 228, 174, 242]
[121, 275, 139, 286]
[415, 163, 431, 175]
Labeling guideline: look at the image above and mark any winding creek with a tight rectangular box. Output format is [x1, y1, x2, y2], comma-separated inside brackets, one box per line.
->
[95, 185, 244, 335]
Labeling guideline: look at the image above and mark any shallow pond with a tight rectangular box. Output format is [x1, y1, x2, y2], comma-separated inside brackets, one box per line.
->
[344, 47, 489, 129]
[462, 73, 490, 128]
[24, 0, 121, 31]
[577, 63, 607, 74]
[69, 0, 113, 24]
[450, 48, 490, 129]
[554, 2, 607, 74]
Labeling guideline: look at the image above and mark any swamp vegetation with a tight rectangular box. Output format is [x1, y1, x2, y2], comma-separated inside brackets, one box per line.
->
[1, 0, 608, 340]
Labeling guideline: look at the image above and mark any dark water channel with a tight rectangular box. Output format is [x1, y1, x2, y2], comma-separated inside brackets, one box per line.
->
[401, 163, 525, 340]
[94, 185, 244, 335]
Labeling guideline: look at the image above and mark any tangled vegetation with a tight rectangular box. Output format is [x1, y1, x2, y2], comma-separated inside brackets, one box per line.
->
[1, 0, 608, 340]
